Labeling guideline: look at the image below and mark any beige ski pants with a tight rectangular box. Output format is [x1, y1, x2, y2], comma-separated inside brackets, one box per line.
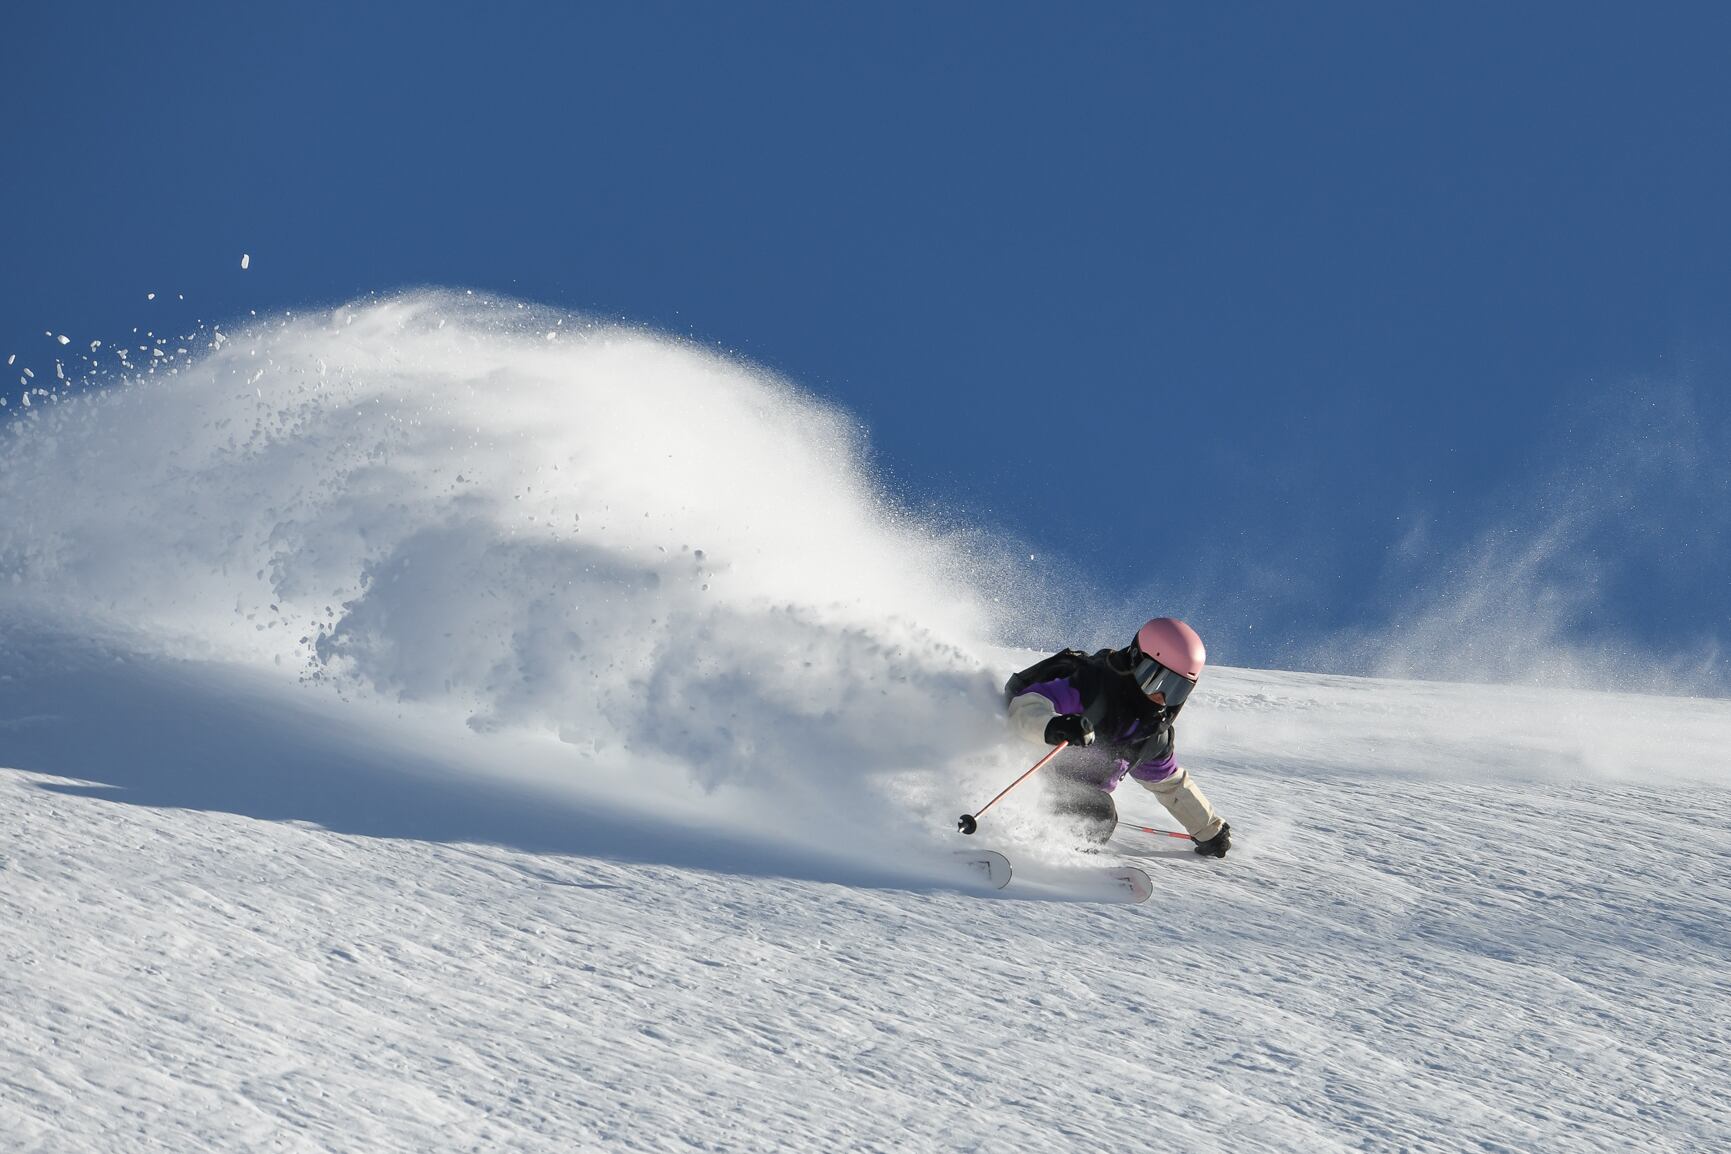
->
[1137, 766, 1224, 842]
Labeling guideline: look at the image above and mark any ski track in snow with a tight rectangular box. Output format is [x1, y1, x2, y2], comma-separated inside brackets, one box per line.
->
[4, 666, 1728, 1152]
[2, 293, 1729, 1151]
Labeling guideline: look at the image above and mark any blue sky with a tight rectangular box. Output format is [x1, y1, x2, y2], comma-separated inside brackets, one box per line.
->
[5, 2, 1729, 686]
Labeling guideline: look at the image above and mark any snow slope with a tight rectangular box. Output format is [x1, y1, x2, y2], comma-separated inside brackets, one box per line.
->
[3, 295, 1728, 1151]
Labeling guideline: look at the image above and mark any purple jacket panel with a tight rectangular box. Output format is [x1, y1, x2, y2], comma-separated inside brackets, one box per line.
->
[1127, 750, 1180, 784]
[1100, 753, 1176, 792]
[1019, 679, 1084, 717]
[1016, 678, 1180, 791]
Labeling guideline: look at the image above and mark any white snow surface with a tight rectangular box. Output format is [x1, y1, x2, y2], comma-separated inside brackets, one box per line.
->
[1, 293, 1728, 1152]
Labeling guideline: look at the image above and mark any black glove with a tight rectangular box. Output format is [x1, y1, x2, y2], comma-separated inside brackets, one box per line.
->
[1043, 714, 1095, 748]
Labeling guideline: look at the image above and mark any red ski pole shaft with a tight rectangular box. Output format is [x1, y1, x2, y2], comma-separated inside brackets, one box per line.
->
[958, 741, 1068, 834]
[1116, 820, 1195, 842]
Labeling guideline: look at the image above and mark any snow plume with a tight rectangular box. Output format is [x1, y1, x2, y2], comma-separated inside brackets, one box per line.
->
[1320, 368, 1731, 698]
[0, 292, 1022, 856]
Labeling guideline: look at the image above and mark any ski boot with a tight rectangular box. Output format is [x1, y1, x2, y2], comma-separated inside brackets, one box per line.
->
[1192, 822, 1232, 858]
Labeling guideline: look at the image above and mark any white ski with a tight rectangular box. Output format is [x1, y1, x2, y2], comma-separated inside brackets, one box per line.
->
[952, 849, 1013, 890]
[956, 852, 1152, 903]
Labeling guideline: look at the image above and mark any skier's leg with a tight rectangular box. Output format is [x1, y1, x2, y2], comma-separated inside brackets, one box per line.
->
[1138, 766, 1224, 842]
[1049, 771, 1118, 845]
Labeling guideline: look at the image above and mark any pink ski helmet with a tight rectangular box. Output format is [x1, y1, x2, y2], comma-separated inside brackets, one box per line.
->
[1128, 617, 1206, 707]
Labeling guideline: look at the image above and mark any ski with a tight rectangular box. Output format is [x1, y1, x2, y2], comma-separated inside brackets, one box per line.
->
[952, 849, 1013, 890]
[1033, 861, 1152, 904]
[1104, 864, 1154, 902]
[949, 849, 1148, 901]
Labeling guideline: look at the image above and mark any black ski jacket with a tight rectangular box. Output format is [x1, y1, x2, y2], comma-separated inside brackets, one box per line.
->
[1003, 648, 1178, 777]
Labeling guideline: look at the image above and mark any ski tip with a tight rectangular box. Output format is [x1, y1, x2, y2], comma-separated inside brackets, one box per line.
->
[1107, 865, 1154, 903]
[953, 849, 1013, 890]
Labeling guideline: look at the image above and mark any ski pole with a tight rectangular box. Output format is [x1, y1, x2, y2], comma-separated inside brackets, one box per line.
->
[1116, 820, 1195, 842]
[958, 741, 1068, 835]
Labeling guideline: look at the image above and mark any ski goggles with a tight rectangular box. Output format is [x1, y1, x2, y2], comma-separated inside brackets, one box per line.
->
[1125, 645, 1196, 707]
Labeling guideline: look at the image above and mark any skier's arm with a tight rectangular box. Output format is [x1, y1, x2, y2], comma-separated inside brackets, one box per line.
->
[1004, 651, 1093, 746]
[1002, 650, 1081, 706]
[1007, 695, 1095, 747]
[1007, 691, 1058, 744]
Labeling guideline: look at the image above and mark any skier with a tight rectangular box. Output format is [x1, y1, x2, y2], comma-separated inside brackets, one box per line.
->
[1003, 617, 1232, 857]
